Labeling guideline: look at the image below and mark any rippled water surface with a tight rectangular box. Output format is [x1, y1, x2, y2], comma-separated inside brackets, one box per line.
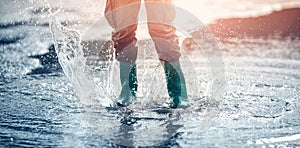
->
[1, 0, 300, 147]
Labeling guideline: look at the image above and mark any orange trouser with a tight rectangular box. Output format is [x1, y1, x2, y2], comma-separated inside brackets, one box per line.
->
[105, 0, 180, 62]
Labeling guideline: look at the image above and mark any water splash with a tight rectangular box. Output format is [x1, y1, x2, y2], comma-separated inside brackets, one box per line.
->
[45, 0, 223, 113]
[50, 21, 97, 105]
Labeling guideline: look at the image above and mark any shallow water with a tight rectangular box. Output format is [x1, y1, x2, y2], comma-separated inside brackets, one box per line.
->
[1, 0, 300, 147]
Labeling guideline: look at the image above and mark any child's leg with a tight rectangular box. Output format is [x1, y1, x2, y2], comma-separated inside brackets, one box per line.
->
[105, 0, 141, 62]
[145, 0, 189, 108]
[104, 0, 141, 106]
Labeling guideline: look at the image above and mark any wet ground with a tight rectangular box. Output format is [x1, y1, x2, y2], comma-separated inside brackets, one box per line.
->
[1, 0, 300, 147]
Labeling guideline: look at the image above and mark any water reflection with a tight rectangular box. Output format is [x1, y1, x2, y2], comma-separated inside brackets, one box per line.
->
[77, 105, 184, 147]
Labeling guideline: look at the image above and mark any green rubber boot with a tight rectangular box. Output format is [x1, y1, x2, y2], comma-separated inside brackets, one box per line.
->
[115, 61, 138, 107]
[163, 60, 189, 108]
